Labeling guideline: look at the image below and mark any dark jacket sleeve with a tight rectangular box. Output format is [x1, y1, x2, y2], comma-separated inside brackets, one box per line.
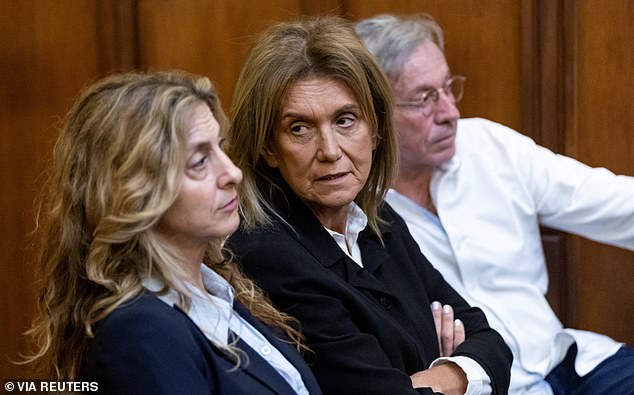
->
[231, 226, 445, 395]
[384, 204, 512, 394]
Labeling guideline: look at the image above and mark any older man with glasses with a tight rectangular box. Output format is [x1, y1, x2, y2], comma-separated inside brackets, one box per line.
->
[356, 13, 634, 395]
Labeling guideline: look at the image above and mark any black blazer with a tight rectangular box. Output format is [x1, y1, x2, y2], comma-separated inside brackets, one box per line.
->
[228, 186, 512, 395]
[82, 292, 322, 395]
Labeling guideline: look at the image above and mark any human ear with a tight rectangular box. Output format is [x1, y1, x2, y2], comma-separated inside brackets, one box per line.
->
[262, 145, 279, 168]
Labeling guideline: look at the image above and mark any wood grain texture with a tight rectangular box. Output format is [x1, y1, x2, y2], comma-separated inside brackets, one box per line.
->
[0, 0, 137, 379]
[135, 0, 335, 110]
[567, 0, 634, 344]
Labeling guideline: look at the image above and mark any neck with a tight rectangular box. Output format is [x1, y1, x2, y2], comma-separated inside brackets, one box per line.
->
[310, 204, 349, 234]
[154, 228, 207, 292]
[186, 262, 206, 292]
[392, 166, 436, 215]
[180, 248, 206, 292]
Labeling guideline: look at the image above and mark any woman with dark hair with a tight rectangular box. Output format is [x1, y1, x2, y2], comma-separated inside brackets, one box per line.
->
[227, 16, 511, 395]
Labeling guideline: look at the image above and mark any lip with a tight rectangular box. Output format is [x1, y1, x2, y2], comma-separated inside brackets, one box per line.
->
[315, 171, 350, 182]
[434, 133, 455, 145]
[221, 196, 238, 211]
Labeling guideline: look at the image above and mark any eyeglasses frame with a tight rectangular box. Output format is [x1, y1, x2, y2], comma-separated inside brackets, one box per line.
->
[394, 75, 466, 116]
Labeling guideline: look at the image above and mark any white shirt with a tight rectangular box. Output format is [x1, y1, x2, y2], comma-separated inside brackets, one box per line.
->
[386, 117, 631, 395]
[325, 201, 492, 395]
[143, 265, 309, 395]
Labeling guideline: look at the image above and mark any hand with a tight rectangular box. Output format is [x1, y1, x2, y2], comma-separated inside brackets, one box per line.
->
[431, 301, 465, 356]
[410, 363, 468, 395]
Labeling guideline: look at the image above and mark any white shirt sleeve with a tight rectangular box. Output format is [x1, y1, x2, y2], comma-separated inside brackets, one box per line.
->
[430, 355, 492, 395]
[495, 119, 634, 250]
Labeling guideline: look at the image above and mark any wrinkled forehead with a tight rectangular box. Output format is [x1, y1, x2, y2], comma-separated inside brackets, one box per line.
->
[393, 41, 450, 94]
[281, 73, 372, 115]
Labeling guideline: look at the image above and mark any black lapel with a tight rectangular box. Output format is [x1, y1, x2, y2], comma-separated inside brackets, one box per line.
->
[268, 182, 347, 268]
[271, 183, 395, 298]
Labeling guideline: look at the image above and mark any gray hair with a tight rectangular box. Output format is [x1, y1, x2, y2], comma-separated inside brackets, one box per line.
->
[355, 14, 444, 83]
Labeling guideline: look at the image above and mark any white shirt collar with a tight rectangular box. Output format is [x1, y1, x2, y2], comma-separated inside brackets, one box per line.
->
[324, 202, 367, 267]
[142, 264, 236, 346]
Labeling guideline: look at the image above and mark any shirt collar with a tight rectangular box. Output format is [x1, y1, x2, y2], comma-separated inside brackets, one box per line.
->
[323, 202, 367, 265]
[347, 201, 368, 236]
[142, 264, 236, 346]
[324, 202, 367, 241]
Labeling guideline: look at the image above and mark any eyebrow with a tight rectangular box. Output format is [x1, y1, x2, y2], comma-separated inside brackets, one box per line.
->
[187, 140, 212, 153]
[280, 104, 361, 121]
[414, 72, 453, 94]
[280, 112, 310, 122]
[337, 104, 361, 113]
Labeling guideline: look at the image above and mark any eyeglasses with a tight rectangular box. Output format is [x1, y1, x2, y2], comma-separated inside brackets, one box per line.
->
[394, 75, 466, 116]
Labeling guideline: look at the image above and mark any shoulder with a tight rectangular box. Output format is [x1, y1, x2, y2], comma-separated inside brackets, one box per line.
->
[96, 292, 187, 334]
[229, 202, 330, 263]
[229, 222, 304, 264]
[377, 202, 412, 239]
[455, 118, 543, 172]
[457, 117, 536, 149]
[229, 223, 320, 281]
[90, 292, 204, 356]
[84, 293, 218, 394]
[229, 217, 347, 306]
[230, 220, 288, 248]
[375, 202, 432, 263]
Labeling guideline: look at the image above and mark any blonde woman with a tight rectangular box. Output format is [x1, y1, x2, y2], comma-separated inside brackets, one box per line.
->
[25, 71, 322, 395]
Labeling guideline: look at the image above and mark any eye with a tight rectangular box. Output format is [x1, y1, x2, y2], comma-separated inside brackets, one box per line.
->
[420, 90, 436, 106]
[191, 154, 208, 169]
[218, 138, 228, 151]
[336, 113, 357, 128]
[289, 123, 310, 135]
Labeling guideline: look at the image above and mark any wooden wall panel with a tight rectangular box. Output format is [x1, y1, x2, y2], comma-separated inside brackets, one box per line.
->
[0, 0, 136, 379]
[566, 0, 634, 344]
[345, 0, 523, 131]
[521, 0, 573, 323]
[135, 0, 342, 111]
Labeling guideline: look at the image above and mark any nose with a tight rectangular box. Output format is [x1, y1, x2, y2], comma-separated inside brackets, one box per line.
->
[217, 151, 243, 188]
[434, 91, 460, 123]
[316, 126, 342, 162]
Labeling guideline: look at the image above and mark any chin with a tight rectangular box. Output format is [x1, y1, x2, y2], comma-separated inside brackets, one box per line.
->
[216, 217, 241, 239]
[227, 216, 241, 234]
[436, 147, 456, 164]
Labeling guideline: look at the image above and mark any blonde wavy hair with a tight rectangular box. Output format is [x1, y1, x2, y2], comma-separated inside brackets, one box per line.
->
[24, 71, 305, 379]
[228, 16, 397, 238]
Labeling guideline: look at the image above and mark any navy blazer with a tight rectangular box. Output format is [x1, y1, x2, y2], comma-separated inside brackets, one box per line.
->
[82, 292, 322, 395]
[228, 185, 512, 395]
